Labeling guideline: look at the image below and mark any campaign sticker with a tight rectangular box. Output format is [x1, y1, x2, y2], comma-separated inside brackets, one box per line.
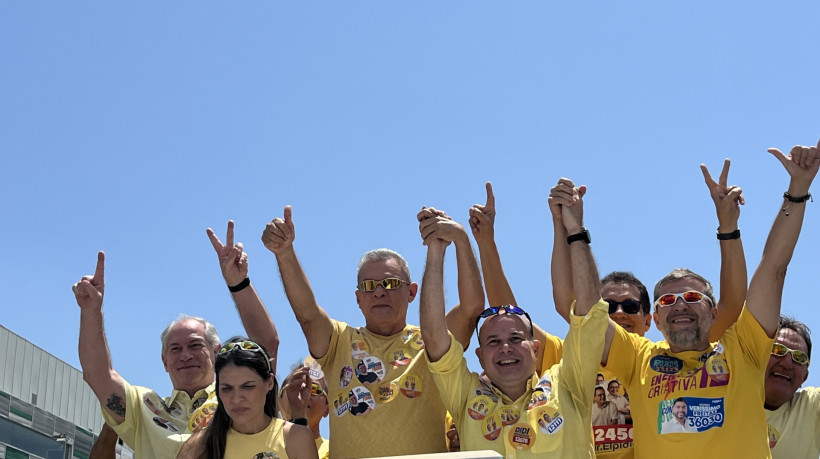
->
[536, 408, 553, 434]
[767, 424, 780, 449]
[544, 412, 564, 435]
[508, 423, 536, 451]
[143, 395, 161, 415]
[333, 393, 348, 417]
[527, 390, 548, 410]
[481, 414, 503, 441]
[339, 366, 355, 388]
[376, 382, 398, 404]
[348, 387, 376, 416]
[399, 373, 423, 398]
[535, 375, 553, 395]
[304, 356, 325, 380]
[705, 357, 730, 386]
[356, 356, 385, 385]
[167, 402, 183, 418]
[658, 397, 724, 434]
[650, 355, 683, 374]
[189, 401, 217, 433]
[467, 395, 494, 420]
[152, 416, 180, 433]
[252, 452, 280, 459]
[389, 347, 413, 366]
[497, 405, 519, 426]
[351, 340, 369, 360]
[405, 329, 425, 350]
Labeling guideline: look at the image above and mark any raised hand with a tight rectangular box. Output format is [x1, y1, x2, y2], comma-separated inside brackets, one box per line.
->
[468, 182, 496, 245]
[418, 206, 463, 249]
[700, 159, 744, 231]
[768, 139, 820, 192]
[548, 178, 586, 233]
[72, 251, 105, 311]
[282, 366, 312, 419]
[262, 205, 296, 256]
[207, 220, 248, 286]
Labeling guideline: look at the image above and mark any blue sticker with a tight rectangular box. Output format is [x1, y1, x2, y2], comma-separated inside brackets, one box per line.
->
[650, 355, 683, 374]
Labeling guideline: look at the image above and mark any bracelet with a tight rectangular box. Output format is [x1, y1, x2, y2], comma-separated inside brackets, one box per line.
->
[716, 228, 741, 240]
[784, 191, 812, 203]
[288, 418, 308, 426]
[228, 277, 250, 292]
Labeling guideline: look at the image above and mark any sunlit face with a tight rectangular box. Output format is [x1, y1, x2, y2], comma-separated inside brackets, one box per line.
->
[653, 278, 716, 352]
[218, 363, 273, 434]
[765, 328, 810, 410]
[161, 319, 218, 396]
[475, 315, 539, 396]
[355, 259, 417, 336]
[601, 282, 651, 336]
[307, 379, 330, 424]
[672, 401, 687, 422]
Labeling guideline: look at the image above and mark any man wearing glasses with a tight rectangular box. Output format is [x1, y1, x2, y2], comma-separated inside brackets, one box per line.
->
[73, 222, 279, 459]
[765, 316, 819, 458]
[420, 181, 609, 457]
[261, 205, 484, 458]
[600, 141, 820, 458]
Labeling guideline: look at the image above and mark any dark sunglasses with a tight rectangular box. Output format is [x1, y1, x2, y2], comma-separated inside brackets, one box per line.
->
[218, 340, 272, 374]
[772, 342, 810, 366]
[605, 298, 643, 315]
[476, 305, 533, 336]
[357, 277, 406, 292]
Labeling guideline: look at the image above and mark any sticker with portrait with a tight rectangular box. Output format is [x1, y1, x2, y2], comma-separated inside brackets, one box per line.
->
[399, 373, 423, 398]
[348, 386, 376, 416]
[355, 356, 385, 385]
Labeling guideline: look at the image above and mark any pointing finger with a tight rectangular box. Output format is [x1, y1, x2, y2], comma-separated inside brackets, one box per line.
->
[94, 252, 105, 283]
[485, 182, 495, 213]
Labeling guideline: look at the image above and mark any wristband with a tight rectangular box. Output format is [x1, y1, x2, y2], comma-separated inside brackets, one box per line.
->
[228, 277, 250, 293]
[716, 228, 740, 240]
[288, 418, 308, 426]
[783, 191, 812, 203]
[566, 228, 591, 245]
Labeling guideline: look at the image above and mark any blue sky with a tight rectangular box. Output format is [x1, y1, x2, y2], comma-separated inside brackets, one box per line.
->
[2, 1, 820, 436]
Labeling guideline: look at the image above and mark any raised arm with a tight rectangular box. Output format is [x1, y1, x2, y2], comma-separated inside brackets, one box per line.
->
[73, 252, 128, 423]
[208, 221, 279, 365]
[419, 224, 453, 362]
[700, 159, 747, 340]
[89, 424, 119, 459]
[747, 141, 820, 337]
[262, 206, 333, 359]
[548, 179, 576, 323]
[556, 181, 600, 316]
[418, 206, 485, 350]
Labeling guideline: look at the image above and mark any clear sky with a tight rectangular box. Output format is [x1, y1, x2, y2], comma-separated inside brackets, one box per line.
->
[2, 1, 820, 437]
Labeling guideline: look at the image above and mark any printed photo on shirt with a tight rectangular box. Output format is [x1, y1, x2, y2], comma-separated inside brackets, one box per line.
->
[351, 340, 369, 360]
[399, 373, 423, 398]
[467, 395, 494, 420]
[389, 347, 413, 366]
[339, 366, 354, 388]
[355, 356, 385, 385]
[482, 414, 502, 441]
[152, 416, 180, 433]
[348, 386, 375, 416]
[658, 396, 724, 434]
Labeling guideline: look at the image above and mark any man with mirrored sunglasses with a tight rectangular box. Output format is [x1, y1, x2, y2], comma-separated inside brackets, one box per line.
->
[261, 205, 484, 458]
[600, 140, 820, 458]
[74, 222, 280, 459]
[421, 178, 609, 458]
[764, 315, 820, 458]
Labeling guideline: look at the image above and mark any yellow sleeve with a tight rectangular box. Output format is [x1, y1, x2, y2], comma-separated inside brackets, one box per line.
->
[427, 333, 472, 427]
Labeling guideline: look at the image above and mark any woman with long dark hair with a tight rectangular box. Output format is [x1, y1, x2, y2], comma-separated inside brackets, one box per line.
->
[177, 337, 317, 459]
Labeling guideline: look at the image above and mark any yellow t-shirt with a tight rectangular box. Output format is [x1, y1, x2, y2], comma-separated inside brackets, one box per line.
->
[429, 299, 609, 459]
[766, 386, 820, 458]
[316, 320, 448, 458]
[605, 306, 773, 459]
[315, 436, 329, 459]
[224, 417, 287, 459]
[101, 380, 217, 459]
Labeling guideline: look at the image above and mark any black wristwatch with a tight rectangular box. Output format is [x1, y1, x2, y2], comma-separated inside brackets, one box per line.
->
[566, 228, 591, 245]
[288, 417, 308, 426]
[716, 228, 741, 240]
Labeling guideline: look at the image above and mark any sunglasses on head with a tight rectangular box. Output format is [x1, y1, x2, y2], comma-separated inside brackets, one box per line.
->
[218, 340, 272, 374]
[476, 305, 533, 336]
[605, 298, 643, 315]
[357, 277, 406, 292]
[654, 291, 713, 309]
[311, 383, 326, 397]
[771, 342, 810, 365]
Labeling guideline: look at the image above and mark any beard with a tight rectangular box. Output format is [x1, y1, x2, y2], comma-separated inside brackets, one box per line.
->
[666, 325, 704, 350]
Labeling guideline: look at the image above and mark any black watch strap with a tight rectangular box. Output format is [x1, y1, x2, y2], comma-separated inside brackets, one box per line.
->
[288, 417, 308, 426]
[566, 228, 591, 245]
[716, 228, 741, 240]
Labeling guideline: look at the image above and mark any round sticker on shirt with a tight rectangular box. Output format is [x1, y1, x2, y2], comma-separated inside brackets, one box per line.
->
[481, 414, 503, 441]
[389, 347, 414, 366]
[706, 357, 730, 384]
[351, 340, 369, 360]
[304, 356, 325, 380]
[767, 424, 780, 449]
[650, 355, 684, 374]
[376, 382, 398, 404]
[527, 390, 548, 410]
[355, 356, 385, 385]
[143, 395, 161, 415]
[497, 405, 519, 426]
[508, 423, 536, 451]
[332, 393, 349, 417]
[468, 395, 494, 420]
[191, 396, 210, 413]
[535, 375, 553, 396]
[404, 329, 425, 350]
[188, 400, 217, 433]
[152, 416, 180, 433]
[167, 402, 183, 418]
[399, 373, 423, 398]
[348, 387, 376, 416]
[535, 408, 552, 434]
[339, 366, 355, 388]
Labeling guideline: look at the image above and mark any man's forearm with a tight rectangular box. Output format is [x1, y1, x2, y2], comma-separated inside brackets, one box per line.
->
[232, 284, 279, 362]
[453, 234, 485, 317]
[569, 240, 600, 316]
[421, 247, 451, 362]
[476, 238, 516, 307]
[551, 219, 574, 323]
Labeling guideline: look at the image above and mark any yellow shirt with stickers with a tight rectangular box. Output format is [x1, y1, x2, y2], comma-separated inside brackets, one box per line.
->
[316, 320, 448, 459]
[766, 386, 820, 458]
[429, 300, 609, 459]
[223, 417, 288, 459]
[605, 306, 773, 459]
[101, 380, 217, 459]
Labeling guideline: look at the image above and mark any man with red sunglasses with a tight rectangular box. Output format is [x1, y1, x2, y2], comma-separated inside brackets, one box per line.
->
[765, 315, 818, 458]
[596, 140, 819, 458]
[261, 205, 485, 459]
